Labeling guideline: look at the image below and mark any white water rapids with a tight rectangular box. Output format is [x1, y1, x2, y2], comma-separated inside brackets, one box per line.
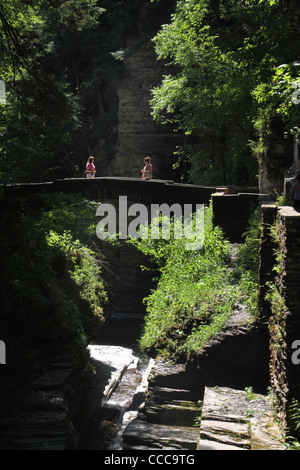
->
[79, 318, 154, 450]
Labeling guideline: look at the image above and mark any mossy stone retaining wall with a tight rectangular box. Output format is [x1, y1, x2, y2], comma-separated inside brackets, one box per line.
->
[260, 204, 300, 428]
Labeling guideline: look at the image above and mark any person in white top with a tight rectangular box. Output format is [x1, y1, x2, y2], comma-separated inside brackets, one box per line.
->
[141, 157, 152, 180]
[291, 173, 300, 212]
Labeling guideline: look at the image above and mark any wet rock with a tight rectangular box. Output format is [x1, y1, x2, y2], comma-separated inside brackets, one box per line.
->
[145, 389, 200, 426]
[87, 345, 139, 405]
[198, 386, 286, 451]
[122, 418, 199, 450]
[199, 416, 250, 450]
[121, 358, 203, 450]
[0, 356, 90, 450]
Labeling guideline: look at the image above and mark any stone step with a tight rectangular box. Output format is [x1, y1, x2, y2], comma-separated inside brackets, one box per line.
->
[145, 400, 200, 426]
[147, 385, 200, 403]
[145, 384, 200, 426]
[122, 418, 199, 450]
[199, 417, 250, 449]
[198, 439, 246, 451]
[198, 386, 286, 451]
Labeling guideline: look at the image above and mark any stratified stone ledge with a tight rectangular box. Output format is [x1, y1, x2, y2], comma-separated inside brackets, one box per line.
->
[198, 386, 285, 451]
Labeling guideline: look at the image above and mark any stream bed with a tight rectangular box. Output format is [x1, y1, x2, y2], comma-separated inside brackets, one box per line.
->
[78, 312, 205, 451]
[79, 316, 155, 450]
[77, 308, 285, 451]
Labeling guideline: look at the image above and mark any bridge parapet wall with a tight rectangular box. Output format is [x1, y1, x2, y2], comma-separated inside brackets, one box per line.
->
[3, 177, 217, 207]
[211, 191, 264, 242]
[3, 177, 260, 241]
[3, 177, 259, 203]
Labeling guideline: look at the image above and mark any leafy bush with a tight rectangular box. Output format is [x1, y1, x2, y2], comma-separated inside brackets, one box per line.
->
[0, 192, 107, 377]
[128, 204, 238, 360]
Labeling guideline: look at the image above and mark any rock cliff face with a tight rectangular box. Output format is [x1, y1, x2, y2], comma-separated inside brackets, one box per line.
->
[0, 353, 92, 450]
[103, 1, 184, 180]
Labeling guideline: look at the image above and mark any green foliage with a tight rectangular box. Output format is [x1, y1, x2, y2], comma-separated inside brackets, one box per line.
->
[286, 399, 300, 449]
[128, 205, 238, 359]
[126, 202, 261, 360]
[0, 193, 107, 377]
[0, 0, 103, 78]
[269, 63, 300, 139]
[289, 399, 300, 432]
[51, 0, 105, 31]
[252, 61, 300, 159]
[0, 0, 107, 183]
[245, 386, 257, 401]
[150, 0, 299, 185]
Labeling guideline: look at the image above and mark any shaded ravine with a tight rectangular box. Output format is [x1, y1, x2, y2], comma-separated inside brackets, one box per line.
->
[78, 241, 285, 451]
[78, 315, 156, 450]
[77, 239, 159, 450]
[78, 315, 204, 451]
[77, 238, 207, 451]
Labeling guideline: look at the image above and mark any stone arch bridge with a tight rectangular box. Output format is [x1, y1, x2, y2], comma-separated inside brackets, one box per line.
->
[3, 177, 263, 242]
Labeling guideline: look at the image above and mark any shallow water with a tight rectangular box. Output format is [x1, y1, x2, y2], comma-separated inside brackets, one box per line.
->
[79, 316, 154, 450]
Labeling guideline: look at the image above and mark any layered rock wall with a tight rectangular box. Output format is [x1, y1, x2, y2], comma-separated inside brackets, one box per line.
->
[0, 353, 92, 450]
[104, 1, 184, 180]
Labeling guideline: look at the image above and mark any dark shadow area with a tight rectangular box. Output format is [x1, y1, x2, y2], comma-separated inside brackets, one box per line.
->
[190, 325, 270, 394]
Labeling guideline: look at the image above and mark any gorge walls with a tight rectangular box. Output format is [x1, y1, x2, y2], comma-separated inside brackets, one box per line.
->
[98, 0, 184, 181]
[259, 202, 300, 429]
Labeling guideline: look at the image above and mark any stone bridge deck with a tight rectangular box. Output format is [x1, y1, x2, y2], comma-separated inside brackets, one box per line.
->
[3, 177, 262, 241]
[3, 177, 218, 206]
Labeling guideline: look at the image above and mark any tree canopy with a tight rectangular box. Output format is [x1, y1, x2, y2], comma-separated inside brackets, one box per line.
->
[150, 0, 300, 185]
[0, 0, 107, 182]
[0, 0, 299, 186]
[0, 0, 145, 183]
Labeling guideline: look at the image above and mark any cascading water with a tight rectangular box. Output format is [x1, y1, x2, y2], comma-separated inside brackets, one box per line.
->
[78, 237, 158, 450]
[79, 315, 155, 450]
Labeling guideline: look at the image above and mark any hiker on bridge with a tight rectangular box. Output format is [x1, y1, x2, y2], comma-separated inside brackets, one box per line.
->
[141, 156, 152, 180]
[85, 156, 96, 178]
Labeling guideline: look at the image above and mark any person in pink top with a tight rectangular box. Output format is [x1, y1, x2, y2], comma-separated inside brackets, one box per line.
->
[86, 156, 96, 178]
